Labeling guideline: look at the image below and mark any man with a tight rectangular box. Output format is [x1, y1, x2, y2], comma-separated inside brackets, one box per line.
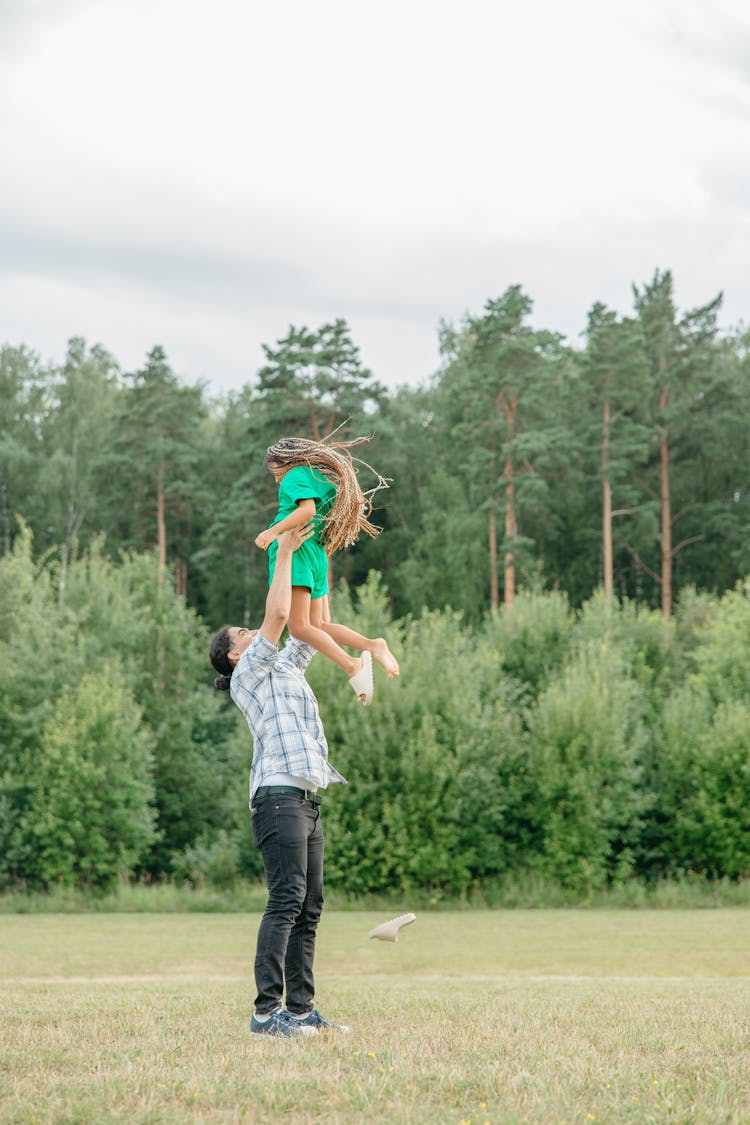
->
[209, 525, 349, 1037]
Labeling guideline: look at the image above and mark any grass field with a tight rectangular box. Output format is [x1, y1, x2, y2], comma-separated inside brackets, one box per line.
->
[1, 909, 749, 1123]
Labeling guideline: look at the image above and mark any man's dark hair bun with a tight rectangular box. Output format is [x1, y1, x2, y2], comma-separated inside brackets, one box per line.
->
[214, 674, 232, 692]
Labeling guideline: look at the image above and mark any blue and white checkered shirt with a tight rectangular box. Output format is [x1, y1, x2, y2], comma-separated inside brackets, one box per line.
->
[230, 632, 347, 803]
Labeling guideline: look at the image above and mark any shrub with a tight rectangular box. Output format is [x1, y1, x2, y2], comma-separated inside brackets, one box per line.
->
[525, 639, 649, 892]
[22, 666, 156, 891]
[656, 692, 750, 879]
[484, 590, 575, 701]
[172, 830, 241, 890]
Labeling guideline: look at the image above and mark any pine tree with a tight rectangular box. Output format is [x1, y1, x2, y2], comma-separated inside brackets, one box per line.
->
[100, 346, 209, 595]
[581, 305, 650, 602]
[633, 271, 722, 616]
[436, 287, 567, 609]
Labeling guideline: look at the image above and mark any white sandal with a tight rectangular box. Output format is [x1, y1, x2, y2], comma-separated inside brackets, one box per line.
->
[348, 650, 374, 705]
[368, 912, 416, 942]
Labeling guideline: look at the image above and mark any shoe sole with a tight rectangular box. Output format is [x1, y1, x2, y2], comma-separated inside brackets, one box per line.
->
[250, 1023, 318, 1037]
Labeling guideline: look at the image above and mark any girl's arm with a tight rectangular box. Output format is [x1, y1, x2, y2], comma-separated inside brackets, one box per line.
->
[255, 498, 316, 550]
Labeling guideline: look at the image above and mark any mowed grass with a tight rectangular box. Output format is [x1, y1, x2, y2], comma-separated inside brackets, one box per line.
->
[1, 910, 749, 1124]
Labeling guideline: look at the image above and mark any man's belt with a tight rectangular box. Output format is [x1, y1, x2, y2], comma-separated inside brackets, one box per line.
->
[254, 785, 323, 806]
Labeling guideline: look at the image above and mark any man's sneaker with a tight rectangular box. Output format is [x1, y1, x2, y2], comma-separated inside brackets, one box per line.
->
[251, 1008, 318, 1037]
[283, 1008, 350, 1033]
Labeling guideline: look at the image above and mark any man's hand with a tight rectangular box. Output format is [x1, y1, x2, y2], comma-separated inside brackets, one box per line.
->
[277, 524, 315, 554]
[255, 528, 278, 550]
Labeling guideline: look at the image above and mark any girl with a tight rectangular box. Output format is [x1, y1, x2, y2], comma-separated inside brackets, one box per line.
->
[254, 435, 399, 705]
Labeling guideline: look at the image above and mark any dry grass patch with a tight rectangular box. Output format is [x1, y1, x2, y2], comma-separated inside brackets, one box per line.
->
[1, 910, 749, 1123]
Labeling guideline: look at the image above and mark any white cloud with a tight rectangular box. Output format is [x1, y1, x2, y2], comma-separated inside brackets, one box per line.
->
[2, 0, 750, 391]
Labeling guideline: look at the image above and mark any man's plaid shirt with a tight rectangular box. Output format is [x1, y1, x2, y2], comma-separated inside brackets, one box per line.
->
[230, 632, 346, 803]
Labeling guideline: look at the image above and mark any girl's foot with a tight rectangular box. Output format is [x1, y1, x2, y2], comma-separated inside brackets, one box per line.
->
[371, 638, 400, 680]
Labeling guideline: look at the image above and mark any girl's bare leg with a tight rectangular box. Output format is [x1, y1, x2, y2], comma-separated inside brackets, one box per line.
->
[312, 596, 400, 679]
[288, 588, 360, 677]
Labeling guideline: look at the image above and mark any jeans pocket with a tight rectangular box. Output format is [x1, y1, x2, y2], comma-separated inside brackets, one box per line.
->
[251, 801, 264, 848]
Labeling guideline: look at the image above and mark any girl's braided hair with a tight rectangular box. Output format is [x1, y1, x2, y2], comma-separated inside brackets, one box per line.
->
[264, 434, 389, 554]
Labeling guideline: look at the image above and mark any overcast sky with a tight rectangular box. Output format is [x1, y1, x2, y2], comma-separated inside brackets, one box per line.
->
[2, 0, 749, 394]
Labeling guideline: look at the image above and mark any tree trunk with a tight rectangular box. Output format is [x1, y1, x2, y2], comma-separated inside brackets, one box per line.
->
[156, 459, 167, 585]
[58, 506, 75, 605]
[503, 464, 516, 607]
[174, 556, 187, 598]
[659, 382, 672, 618]
[500, 390, 518, 608]
[2, 480, 10, 555]
[488, 506, 499, 611]
[602, 398, 613, 602]
[59, 433, 79, 605]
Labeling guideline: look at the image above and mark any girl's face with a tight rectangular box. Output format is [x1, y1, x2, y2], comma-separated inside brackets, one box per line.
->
[266, 460, 289, 484]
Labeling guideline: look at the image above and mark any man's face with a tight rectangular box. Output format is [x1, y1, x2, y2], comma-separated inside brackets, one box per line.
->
[228, 626, 256, 664]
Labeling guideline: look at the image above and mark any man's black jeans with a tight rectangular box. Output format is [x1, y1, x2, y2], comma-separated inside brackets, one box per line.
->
[251, 791, 324, 1015]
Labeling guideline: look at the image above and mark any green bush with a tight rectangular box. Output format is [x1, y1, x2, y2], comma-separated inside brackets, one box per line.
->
[656, 693, 750, 879]
[650, 580, 750, 879]
[525, 639, 649, 892]
[687, 578, 750, 705]
[3, 535, 749, 897]
[315, 578, 537, 896]
[22, 666, 156, 891]
[171, 830, 241, 890]
[0, 532, 240, 891]
[484, 589, 575, 701]
[573, 590, 679, 703]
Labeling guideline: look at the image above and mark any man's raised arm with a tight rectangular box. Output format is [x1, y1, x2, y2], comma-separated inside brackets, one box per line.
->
[258, 524, 314, 646]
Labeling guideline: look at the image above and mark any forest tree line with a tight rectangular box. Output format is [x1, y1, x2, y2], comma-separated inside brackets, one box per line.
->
[1, 267, 749, 895]
[2, 268, 748, 623]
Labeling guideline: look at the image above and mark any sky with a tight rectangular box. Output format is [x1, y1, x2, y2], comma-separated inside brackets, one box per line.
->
[2, 0, 750, 395]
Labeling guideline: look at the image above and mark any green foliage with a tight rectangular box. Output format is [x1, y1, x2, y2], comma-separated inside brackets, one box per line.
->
[0, 525, 82, 885]
[651, 579, 750, 879]
[658, 692, 750, 878]
[686, 578, 750, 704]
[315, 577, 542, 897]
[4, 271, 749, 620]
[2, 524, 749, 897]
[484, 590, 575, 699]
[526, 640, 649, 892]
[22, 666, 156, 890]
[96, 345, 210, 580]
[256, 318, 385, 438]
[37, 337, 122, 570]
[0, 345, 48, 556]
[0, 530, 240, 891]
[2, 274, 750, 899]
[393, 466, 486, 619]
[426, 286, 571, 612]
[573, 590, 679, 701]
[320, 589, 684, 899]
[171, 829, 241, 890]
[56, 545, 244, 872]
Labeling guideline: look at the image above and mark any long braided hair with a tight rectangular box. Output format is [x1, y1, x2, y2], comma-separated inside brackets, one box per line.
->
[264, 434, 389, 554]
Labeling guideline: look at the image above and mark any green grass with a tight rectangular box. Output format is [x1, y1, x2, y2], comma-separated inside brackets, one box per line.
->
[3, 874, 750, 914]
[1, 910, 749, 1123]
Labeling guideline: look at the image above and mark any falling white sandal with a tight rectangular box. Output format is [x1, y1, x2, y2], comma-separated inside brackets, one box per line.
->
[368, 912, 416, 942]
[348, 650, 374, 705]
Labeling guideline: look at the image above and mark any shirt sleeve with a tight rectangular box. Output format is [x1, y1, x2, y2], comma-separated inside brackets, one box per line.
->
[279, 636, 317, 672]
[278, 465, 325, 509]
